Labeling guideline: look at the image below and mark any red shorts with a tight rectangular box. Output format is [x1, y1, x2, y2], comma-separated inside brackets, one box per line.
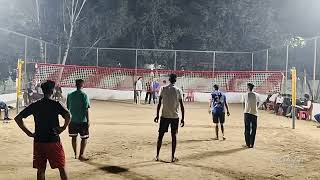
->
[33, 142, 65, 169]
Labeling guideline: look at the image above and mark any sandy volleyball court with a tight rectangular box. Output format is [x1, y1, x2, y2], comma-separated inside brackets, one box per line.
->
[1, 100, 320, 180]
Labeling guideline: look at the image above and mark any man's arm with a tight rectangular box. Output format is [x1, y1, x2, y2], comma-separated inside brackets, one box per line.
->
[14, 114, 34, 137]
[154, 96, 162, 123]
[60, 112, 71, 133]
[209, 98, 212, 113]
[224, 99, 230, 116]
[85, 109, 90, 126]
[302, 100, 312, 109]
[57, 102, 71, 134]
[179, 99, 185, 127]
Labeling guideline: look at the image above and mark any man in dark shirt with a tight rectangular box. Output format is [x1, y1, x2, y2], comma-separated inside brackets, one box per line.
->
[15, 80, 71, 180]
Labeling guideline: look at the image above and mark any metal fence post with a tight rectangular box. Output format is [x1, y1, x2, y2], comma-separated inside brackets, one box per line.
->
[44, 42, 47, 63]
[174, 51, 177, 71]
[58, 46, 61, 64]
[285, 45, 289, 94]
[213, 51, 216, 76]
[96, 48, 99, 67]
[251, 52, 254, 71]
[266, 49, 269, 71]
[135, 49, 138, 75]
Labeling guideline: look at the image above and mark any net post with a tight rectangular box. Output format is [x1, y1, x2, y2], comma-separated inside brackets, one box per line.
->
[24, 37, 27, 92]
[96, 48, 99, 67]
[16, 59, 24, 113]
[313, 38, 317, 100]
[266, 49, 269, 71]
[291, 67, 297, 129]
[285, 45, 289, 93]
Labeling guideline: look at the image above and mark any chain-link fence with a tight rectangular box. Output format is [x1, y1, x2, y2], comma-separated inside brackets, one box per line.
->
[253, 38, 320, 102]
[1, 27, 320, 102]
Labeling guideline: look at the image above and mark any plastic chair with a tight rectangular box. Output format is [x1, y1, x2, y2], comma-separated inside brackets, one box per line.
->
[297, 104, 313, 120]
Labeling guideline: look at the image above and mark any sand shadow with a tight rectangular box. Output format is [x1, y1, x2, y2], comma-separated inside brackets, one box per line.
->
[85, 161, 155, 180]
[182, 147, 247, 160]
[175, 162, 284, 180]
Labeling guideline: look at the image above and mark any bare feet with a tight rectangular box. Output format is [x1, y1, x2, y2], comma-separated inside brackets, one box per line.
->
[78, 155, 89, 161]
[154, 156, 159, 161]
[171, 157, 179, 163]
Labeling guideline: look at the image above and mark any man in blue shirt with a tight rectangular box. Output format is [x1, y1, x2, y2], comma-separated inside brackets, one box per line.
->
[151, 79, 160, 104]
[209, 84, 230, 140]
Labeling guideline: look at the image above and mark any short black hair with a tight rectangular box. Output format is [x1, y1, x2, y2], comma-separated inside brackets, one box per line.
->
[76, 79, 84, 88]
[169, 74, 177, 83]
[213, 84, 219, 90]
[247, 83, 254, 91]
[163, 80, 167, 83]
[41, 80, 55, 95]
[304, 94, 310, 99]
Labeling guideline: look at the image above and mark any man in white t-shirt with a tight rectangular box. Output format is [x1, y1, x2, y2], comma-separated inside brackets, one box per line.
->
[242, 83, 262, 148]
[154, 74, 185, 162]
[135, 77, 143, 104]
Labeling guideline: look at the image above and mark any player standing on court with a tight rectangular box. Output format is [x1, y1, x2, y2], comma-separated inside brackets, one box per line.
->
[209, 84, 230, 140]
[67, 79, 91, 161]
[242, 83, 261, 148]
[154, 74, 185, 162]
[135, 77, 143, 104]
[14, 80, 71, 180]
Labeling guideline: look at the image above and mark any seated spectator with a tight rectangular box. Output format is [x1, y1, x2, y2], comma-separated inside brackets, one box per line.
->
[274, 94, 284, 114]
[0, 101, 13, 122]
[314, 113, 320, 128]
[53, 86, 64, 102]
[280, 95, 291, 116]
[262, 93, 272, 110]
[286, 94, 312, 118]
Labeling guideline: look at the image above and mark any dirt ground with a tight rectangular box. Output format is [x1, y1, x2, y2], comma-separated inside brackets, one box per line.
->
[1, 100, 320, 180]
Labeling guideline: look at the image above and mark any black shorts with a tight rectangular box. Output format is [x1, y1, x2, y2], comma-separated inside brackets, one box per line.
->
[68, 122, 89, 139]
[159, 117, 179, 134]
[212, 112, 225, 124]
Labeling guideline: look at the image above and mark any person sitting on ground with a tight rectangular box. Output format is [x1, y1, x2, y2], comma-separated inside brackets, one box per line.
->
[262, 93, 272, 110]
[0, 101, 13, 122]
[286, 94, 311, 118]
[314, 113, 320, 128]
[280, 95, 291, 116]
[274, 94, 284, 114]
[53, 86, 64, 102]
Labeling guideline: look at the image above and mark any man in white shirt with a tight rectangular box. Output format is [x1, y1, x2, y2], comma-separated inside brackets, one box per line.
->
[154, 74, 185, 162]
[242, 83, 261, 148]
[274, 94, 284, 114]
[135, 77, 143, 104]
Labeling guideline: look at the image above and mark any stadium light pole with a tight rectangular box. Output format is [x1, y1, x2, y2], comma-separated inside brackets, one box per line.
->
[313, 38, 317, 100]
